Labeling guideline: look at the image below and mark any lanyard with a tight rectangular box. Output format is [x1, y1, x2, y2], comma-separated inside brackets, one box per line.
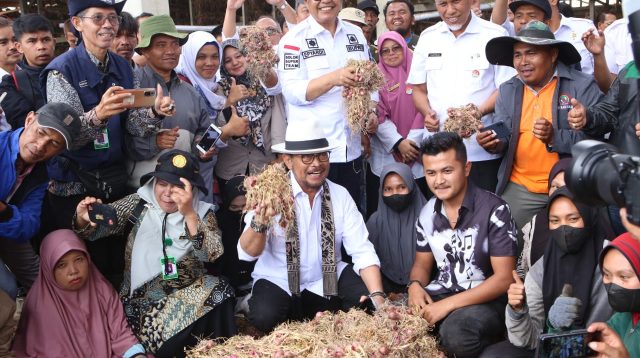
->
[161, 213, 170, 274]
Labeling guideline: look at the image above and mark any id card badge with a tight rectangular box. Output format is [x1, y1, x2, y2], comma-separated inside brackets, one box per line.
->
[94, 128, 110, 150]
[161, 256, 178, 280]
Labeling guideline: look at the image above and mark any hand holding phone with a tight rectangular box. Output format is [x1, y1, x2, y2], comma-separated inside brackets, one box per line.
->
[479, 120, 510, 139]
[88, 203, 118, 227]
[196, 123, 222, 154]
[114, 88, 157, 108]
[535, 329, 596, 358]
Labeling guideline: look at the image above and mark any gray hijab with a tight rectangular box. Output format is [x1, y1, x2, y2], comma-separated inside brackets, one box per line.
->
[366, 163, 427, 285]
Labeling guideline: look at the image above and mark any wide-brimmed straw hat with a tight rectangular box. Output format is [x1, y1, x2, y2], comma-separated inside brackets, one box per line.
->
[271, 119, 337, 155]
[485, 21, 581, 67]
[135, 15, 188, 54]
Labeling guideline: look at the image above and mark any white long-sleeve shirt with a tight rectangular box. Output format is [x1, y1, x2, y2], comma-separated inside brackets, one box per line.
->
[238, 173, 380, 296]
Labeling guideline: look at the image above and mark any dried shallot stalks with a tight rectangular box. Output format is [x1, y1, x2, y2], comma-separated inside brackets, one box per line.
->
[239, 26, 279, 83]
[243, 163, 294, 229]
[342, 59, 385, 134]
[443, 103, 483, 137]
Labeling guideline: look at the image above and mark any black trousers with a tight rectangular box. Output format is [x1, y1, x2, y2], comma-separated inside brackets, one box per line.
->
[328, 157, 366, 214]
[480, 340, 535, 358]
[248, 265, 369, 332]
[469, 158, 502, 193]
[155, 297, 237, 358]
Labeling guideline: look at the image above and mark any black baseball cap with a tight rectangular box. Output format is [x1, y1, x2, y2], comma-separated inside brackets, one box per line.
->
[357, 0, 380, 15]
[140, 149, 208, 195]
[35, 102, 82, 150]
[509, 0, 552, 20]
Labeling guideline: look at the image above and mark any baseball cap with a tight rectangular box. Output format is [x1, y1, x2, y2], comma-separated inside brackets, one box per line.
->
[357, 0, 380, 15]
[35, 102, 82, 150]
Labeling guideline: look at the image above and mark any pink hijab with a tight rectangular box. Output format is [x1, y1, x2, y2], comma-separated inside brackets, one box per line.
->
[376, 31, 424, 139]
[13, 230, 140, 358]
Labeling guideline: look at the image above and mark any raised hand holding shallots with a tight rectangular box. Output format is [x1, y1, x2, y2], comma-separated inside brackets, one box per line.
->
[243, 163, 294, 229]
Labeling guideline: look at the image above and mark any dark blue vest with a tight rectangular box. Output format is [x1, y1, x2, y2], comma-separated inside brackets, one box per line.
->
[41, 42, 133, 182]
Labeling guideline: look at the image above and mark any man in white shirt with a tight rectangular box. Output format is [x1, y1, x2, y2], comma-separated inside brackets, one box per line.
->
[408, 0, 516, 192]
[238, 120, 385, 332]
[0, 17, 20, 79]
[277, 0, 378, 212]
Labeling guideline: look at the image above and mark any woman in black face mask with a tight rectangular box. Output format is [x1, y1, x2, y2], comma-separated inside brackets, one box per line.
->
[214, 175, 255, 293]
[586, 232, 640, 358]
[366, 163, 426, 294]
[483, 187, 613, 357]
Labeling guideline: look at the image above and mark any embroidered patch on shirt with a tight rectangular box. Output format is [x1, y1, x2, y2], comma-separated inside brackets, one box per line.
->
[305, 38, 319, 49]
[347, 34, 359, 44]
[346, 44, 365, 52]
[558, 94, 573, 110]
[301, 49, 326, 59]
[427, 53, 442, 57]
[283, 53, 300, 69]
[78, 80, 88, 88]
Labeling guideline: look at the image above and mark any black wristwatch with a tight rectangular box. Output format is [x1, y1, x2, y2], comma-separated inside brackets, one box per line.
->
[250, 218, 268, 233]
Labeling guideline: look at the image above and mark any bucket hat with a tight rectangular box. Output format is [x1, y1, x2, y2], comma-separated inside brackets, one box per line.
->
[135, 15, 188, 54]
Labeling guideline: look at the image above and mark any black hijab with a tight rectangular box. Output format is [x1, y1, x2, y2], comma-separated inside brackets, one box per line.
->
[530, 158, 573, 264]
[542, 187, 606, 328]
[366, 163, 426, 285]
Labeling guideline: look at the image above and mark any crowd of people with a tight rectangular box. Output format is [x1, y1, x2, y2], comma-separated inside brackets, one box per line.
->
[1, 0, 640, 356]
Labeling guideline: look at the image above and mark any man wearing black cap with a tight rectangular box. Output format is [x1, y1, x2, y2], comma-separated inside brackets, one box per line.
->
[477, 21, 602, 234]
[0, 102, 81, 290]
[40, 0, 176, 233]
[357, 0, 379, 58]
[383, 0, 419, 51]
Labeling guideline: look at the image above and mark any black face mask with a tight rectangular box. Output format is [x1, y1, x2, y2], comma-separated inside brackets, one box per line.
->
[382, 193, 412, 212]
[549, 225, 589, 254]
[605, 283, 640, 313]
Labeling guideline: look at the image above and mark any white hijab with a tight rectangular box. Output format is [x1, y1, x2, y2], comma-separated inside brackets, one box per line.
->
[175, 31, 226, 113]
[130, 178, 213, 295]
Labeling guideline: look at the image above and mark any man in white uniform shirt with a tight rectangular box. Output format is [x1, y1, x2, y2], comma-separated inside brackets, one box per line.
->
[278, 0, 379, 212]
[238, 120, 385, 332]
[408, 0, 516, 192]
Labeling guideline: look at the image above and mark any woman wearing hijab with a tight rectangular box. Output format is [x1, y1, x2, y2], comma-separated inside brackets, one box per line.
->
[517, 158, 570, 276]
[13, 230, 145, 358]
[587, 232, 640, 357]
[175, 31, 249, 203]
[481, 187, 613, 357]
[214, 175, 255, 292]
[72, 150, 235, 358]
[214, 39, 286, 191]
[368, 31, 427, 215]
[366, 163, 426, 293]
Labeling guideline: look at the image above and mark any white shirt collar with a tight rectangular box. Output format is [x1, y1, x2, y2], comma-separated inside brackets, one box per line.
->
[289, 171, 325, 199]
[307, 15, 345, 37]
[437, 12, 482, 36]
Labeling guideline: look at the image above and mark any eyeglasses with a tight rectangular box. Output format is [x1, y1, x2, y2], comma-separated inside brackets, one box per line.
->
[264, 27, 282, 36]
[299, 152, 330, 164]
[78, 14, 121, 26]
[380, 45, 402, 57]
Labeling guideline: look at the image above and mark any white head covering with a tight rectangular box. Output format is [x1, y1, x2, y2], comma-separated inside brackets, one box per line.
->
[129, 178, 213, 294]
[175, 31, 226, 113]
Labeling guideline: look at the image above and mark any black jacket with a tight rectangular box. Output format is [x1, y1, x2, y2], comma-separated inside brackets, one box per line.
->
[584, 61, 640, 157]
[0, 59, 46, 128]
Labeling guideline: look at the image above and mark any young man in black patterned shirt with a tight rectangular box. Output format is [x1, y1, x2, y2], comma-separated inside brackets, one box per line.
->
[407, 132, 517, 357]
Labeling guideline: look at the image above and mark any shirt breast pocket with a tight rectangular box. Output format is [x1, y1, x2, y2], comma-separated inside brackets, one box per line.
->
[462, 54, 490, 82]
[424, 55, 444, 70]
[305, 56, 330, 77]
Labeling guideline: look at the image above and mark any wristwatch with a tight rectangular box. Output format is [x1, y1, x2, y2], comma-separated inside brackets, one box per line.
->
[250, 218, 269, 233]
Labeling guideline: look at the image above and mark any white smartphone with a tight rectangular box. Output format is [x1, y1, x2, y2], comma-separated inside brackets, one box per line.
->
[196, 123, 222, 154]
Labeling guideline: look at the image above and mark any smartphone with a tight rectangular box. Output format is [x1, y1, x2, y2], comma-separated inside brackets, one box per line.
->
[114, 88, 156, 108]
[480, 120, 510, 139]
[535, 329, 597, 358]
[196, 123, 223, 154]
[88, 203, 118, 227]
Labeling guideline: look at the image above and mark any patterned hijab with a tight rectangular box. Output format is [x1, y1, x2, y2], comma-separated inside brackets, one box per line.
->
[218, 39, 270, 152]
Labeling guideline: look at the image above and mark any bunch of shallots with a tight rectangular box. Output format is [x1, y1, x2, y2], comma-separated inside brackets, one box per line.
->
[243, 163, 294, 229]
[443, 103, 483, 137]
[342, 59, 385, 134]
[239, 26, 279, 83]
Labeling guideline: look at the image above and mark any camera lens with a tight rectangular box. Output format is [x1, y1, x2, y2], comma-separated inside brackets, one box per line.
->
[567, 140, 624, 206]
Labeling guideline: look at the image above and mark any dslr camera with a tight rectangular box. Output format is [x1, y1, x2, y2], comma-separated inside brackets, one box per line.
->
[566, 140, 640, 225]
